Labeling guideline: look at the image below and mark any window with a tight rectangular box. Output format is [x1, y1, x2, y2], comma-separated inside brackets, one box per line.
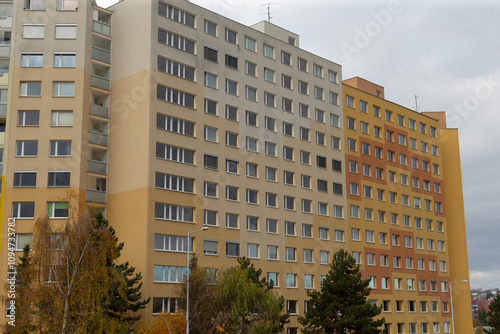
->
[226, 213, 238, 229]
[47, 202, 68, 218]
[440, 261, 447, 272]
[283, 122, 293, 136]
[285, 221, 295, 236]
[301, 199, 312, 213]
[154, 203, 194, 222]
[281, 51, 291, 65]
[362, 142, 370, 155]
[204, 99, 217, 115]
[157, 85, 195, 108]
[247, 216, 258, 231]
[204, 72, 217, 88]
[14, 234, 33, 251]
[407, 279, 415, 291]
[406, 257, 413, 269]
[16, 141, 38, 157]
[153, 265, 187, 283]
[298, 57, 307, 71]
[302, 224, 312, 238]
[225, 28, 236, 43]
[303, 249, 313, 263]
[298, 80, 308, 95]
[363, 165, 371, 177]
[284, 196, 295, 210]
[226, 242, 240, 257]
[379, 232, 387, 244]
[48, 171, 70, 187]
[152, 297, 180, 315]
[368, 277, 376, 289]
[334, 205, 343, 218]
[267, 272, 278, 287]
[264, 67, 275, 83]
[366, 231, 374, 243]
[246, 189, 258, 204]
[204, 126, 217, 142]
[263, 44, 274, 58]
[282, 74, 292, 89]
[314, 86, 323, 100]
[404, 236, 412, 248]
[202, 181, 217, 198]
[14, 172, 36, 187]
[243, 36, 256, 51]
[16, 110, 38, 127]
[226, 186, 238, 201]
[22, 24, 45, 38]
[380, 255, 388, 267]
[21, 53, 43, 68]
[12, 202, 35, 219]
[246, 137, 257, 152]
[265, 167, 276, 182]
[266, 219, 277, 234]
[418, 259, 425, 270]
[320, 251, 329, 264]
[331, 229, 343, 243]
[346, 95, 354, 108]
[247, 243, 259, 258]
[301, 275, 314, 291]
[300, 151, 310, 165]
[282, 97, 292, 112]
[158, 29, 195, 53]
[283, 171, 294, 185]
[285, 248, 296, 262]
[347, 138, 356, 151]
[349, 183, 359, 196]
[55, 24, 77, 39]
[333, 182, 343, 195]
[301, 175, 311, 189]
[157, 114, 194, 136]
[392, 234, 400, 246]
[286, 274, 297, 289]
[394, 257, 401, 268]
[226, 131, 238, 148]
[204, 19, 217, 36]
[346, 116, 355, 129]
[245, 84, 258, 100]
[267, 245, 278, 260]
[283, 146, 293, 160]
[204, 240, 218, 255]
[20, 81, 41, 97]
[367, 253, 375, 266]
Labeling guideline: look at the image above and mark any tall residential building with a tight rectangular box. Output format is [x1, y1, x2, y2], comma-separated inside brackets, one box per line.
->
[0, 0, 471, 333]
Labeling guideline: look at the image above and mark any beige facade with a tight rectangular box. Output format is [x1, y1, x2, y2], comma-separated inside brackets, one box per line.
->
[0, 0, 471, 333]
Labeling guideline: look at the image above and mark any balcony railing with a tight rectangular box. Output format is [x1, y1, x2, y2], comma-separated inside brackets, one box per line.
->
[89, 131, 108, 146]
[87, 160, 107, 175]
[89, 104, 109, 118]
[86, 189, 106, 204]
[92, 46, 111, 63]
[93, 21, 111, 37]
[91, 75, 110, 91]
[0, 45, 10, 57]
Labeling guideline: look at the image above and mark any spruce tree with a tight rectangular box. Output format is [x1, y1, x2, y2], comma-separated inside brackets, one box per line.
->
[298, 249, 386, 334]
[94, 213, 150, 324]
[485, 294, 500, 334]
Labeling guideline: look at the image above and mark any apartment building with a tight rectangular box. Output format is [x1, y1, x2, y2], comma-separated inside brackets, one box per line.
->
[0, 0, 471, 332]
[343, 77, 472, 334]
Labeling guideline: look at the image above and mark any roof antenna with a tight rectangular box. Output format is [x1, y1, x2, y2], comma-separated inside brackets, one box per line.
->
[414, 94, 420, 112]
[262, 3, 280, 22]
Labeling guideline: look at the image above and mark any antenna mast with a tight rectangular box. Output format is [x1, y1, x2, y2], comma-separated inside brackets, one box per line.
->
[414, 94, 420, 112]
[262, 3, 279, 22]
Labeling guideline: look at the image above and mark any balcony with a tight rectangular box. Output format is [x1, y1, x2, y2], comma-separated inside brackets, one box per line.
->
[91, 75, 109, 91]
[89, 131, 108, 146]
[92, 46, 110, 64]
[93, 20, 111, 37]
[86, 189, 106, 204]
[87, 160, 107, 175]
[89, 104, 109, 118]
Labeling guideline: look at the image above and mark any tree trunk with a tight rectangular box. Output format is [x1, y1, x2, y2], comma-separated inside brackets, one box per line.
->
[61, 295, 69, 334]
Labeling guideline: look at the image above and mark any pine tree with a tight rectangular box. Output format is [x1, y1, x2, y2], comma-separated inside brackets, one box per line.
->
[298, 249, 386, 334]
[485, 294, 500, 334]
[94, 213, 150, 324]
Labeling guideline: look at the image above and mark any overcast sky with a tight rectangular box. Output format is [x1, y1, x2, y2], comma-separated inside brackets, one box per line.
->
[97, 0, 500, 289]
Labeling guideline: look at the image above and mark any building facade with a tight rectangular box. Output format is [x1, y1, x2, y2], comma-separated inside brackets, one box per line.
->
[0, 0, 472, 333]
